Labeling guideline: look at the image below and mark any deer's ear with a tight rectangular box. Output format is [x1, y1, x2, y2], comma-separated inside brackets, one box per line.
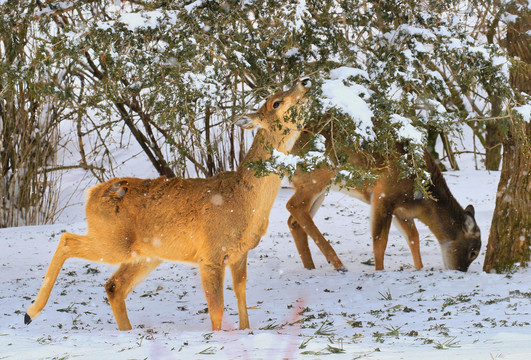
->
[464, 204, 475, 217]
[463, 212, 477, 235]
[235, 114, 261, 130]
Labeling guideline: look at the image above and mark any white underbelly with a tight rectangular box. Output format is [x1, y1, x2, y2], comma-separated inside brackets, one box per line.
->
[330, 183, 370, 204]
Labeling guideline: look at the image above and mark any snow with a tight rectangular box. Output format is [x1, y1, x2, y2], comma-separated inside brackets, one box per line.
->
[493, 55, 510, 79]
[468, 46, 491, 61]
[514, 104, 531, 123]
[269, 150, 302, 172]
[184, 0, 204, 13]
[398, 25, 436, 40]
[427, 99, 447, 114]
[285, 0, 308, 31]
[96, 9, 180, 31]
[183, 67, 218, 96]
[433, 26, 452, 37]
[2, 145, 531, 359]
[34, 1, 73, 17]
[413, 40, 427, 53]
[446, 37, 464, 51]
[321, 67, 375, 140]
[329, 67, 369, 81]
[267, 147, 328, 175]
[116, 11, 166, 31]
[265, 135, 328, 175]
[284, 47, 300, 58]
[390, 114, 425, 145]
[384, 24, 436, 43]
[233, 51, 251, 67]
[502, 13, 518, 23]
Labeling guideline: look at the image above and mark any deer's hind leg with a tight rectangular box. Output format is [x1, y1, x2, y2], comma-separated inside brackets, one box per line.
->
[25, 232, 116, 324]
[105, 258, 162, 330]
[287, 212, 315, 270]
[371, 200, 393, 271]
[287, 189, 345, 271]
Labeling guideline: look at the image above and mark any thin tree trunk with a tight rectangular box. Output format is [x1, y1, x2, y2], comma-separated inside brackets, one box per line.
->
[204, 105, 215, 176]
[484, 122, 503, 170]
[484, 96, 503, 171]
[484, 4, 504, 171]
[441, 132, 459, 171]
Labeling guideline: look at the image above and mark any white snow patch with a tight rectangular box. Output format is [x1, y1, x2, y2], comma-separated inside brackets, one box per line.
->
[184, 0, 204, 13]
[390, 114, 425, 144]
[321, 67, 374, 140]
[502, 13, 518, 23]
[428, 99, 447, 114]
[284, 47, 300, 58]
[117, 11, 163, 31]
[514, 104, 531, 123]
[291, 0, 308, 31]
[329, 66, 369, 80]
[446, 37, 463, 51]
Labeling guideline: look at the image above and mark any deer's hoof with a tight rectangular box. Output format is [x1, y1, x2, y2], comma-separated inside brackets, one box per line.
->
[24, 313, 32, 325]
[336, 267, 348, 273]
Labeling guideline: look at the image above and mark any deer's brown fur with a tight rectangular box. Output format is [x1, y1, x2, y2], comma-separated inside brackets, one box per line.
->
[287, 123, 481, 272]
[25, 79, 311, 331]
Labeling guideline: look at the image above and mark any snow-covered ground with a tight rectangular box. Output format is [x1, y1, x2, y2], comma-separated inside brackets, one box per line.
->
[1, 154, 531, 359]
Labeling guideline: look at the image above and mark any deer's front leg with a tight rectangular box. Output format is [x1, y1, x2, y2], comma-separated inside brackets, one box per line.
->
[393, 217, 423, 269]
[230, 252, 249, 330]
[200, 263, 225, 330]
[371, 199, 393, 271]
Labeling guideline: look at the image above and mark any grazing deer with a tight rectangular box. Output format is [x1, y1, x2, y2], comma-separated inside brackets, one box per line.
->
[25, 78, 311, 331]
[287, 124, 481, 272]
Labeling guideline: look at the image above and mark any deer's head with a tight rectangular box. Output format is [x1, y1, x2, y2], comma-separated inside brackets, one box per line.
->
[236, 78, 311, 133]
[440, 204, 481, 272]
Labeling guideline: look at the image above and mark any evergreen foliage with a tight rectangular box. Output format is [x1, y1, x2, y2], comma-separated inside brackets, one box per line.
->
[1, 0, 529, 226]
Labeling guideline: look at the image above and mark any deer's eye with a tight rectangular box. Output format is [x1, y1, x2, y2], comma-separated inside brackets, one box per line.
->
[273, 101, 282, 109]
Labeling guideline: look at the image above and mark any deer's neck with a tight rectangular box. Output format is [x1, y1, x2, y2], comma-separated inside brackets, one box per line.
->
[238, 127, 300, 196]
[243, 128, 300, 163]
[425, 151, 465, 218]
[397, 150, 466, 244]
[416, 201, 461, 245]
[416, 152, 466, 242]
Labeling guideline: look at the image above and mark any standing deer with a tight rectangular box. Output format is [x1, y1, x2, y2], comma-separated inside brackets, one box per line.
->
[25, 78, 311, 331]
[287, 123, 481, 272]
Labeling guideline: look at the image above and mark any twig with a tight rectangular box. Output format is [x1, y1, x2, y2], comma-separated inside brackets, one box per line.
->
[460, 115, 512, 123]
[38, 164, 106, 174]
